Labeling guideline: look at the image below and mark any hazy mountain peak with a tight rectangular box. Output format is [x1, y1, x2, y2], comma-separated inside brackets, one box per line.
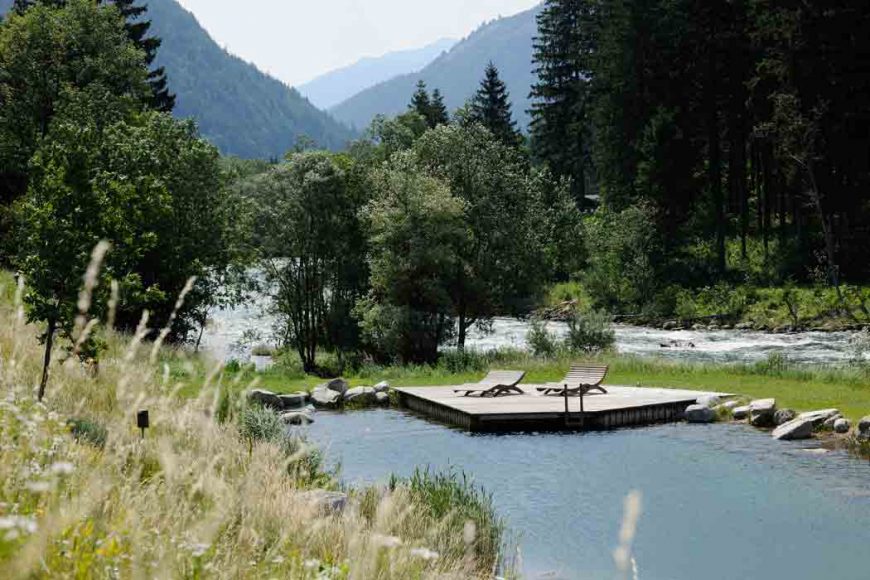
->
[329, 6, 541, 132]
[297, 38, 456, 110]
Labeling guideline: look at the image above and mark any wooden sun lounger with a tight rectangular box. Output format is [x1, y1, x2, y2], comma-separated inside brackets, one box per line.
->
[454, 370, 526, 397]
[537, 364, 608, 396]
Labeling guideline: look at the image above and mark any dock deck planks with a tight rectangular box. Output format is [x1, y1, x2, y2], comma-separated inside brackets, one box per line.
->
[395, 385, 730, 432]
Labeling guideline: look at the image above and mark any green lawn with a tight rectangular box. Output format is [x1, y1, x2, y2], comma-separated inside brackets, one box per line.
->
[170, 350, 870, 422]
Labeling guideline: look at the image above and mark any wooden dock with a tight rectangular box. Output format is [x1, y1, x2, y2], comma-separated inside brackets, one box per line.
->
[395, 385, 729, 432]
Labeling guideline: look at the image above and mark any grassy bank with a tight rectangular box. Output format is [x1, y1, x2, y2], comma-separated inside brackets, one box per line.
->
[542, 281, 870, 331]
[205, 349, 870, 422]
[0, 273, 507, 578]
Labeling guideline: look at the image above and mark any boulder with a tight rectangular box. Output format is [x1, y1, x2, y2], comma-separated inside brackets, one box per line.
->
[278, 393, 308, 410]
[732, 405, 750, 420]
[691, 323, 705, 331]
[280, 411, 314, 425]
[248, 389, 283, 410]
[735, 322, 754, 330]
[857, 416, 870, 440]
[310, 387, 342, 408]
[344, 386, 377, 404]
[663, 321, 678, 330]
[834, 418, 851, 434]
[823, 414, 843, 429]
[749, 399, 777, 427]
[326, 378, 350, 394]
[797, 409, 840, 427]
[299, 490, 347, 513]
[685, 404, 716, 424]
[375, 391, 391, 406]
[772, 417, 815, 441]
[696, 395, 722, 408]
[774, 409, 797, 426]
[373, 381, 391, 393]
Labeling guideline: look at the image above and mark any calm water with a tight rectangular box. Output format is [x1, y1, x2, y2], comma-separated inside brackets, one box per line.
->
[304, 409, 870, 580]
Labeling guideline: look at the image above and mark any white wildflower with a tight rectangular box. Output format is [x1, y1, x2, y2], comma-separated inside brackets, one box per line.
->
[373, 534, 403, 548]
[409, 547, 440, 561]
[25, 480, 52, 493]
[303, 559, 321, 570]
[50, 462, 75, 476]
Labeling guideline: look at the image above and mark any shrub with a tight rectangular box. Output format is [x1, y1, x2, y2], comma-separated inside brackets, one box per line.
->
[438, 349, 490, 374]
[68, 418, 108, 449]
[527, 319, 559, 357]
[565, 310, 615, 353]
[239, 405, 284, 443]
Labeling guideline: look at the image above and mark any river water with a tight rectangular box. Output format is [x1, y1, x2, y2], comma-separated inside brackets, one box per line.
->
[202, 303, 860, 365]
[305, 409, 870, 580]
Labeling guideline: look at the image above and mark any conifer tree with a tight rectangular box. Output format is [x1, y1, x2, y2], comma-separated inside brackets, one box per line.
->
[470, 62, 520, 147]
[409, 80, 432, 122]
[529, 0, 596, 205]
[107, 0, 175, 112]
[429, 88, 450, 128]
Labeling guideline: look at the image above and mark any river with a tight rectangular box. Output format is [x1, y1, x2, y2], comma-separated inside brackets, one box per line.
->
[201, 302, 860, 365]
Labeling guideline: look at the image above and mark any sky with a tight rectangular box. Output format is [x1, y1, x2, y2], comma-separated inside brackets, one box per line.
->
[175, 0, 541, 87]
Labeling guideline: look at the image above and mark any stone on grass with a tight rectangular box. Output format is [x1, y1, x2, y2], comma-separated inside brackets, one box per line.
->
[749, 399, 776, 427]
[248, 389, 283, 410]
[774, 409, 797, 426]
[375, 391, 391, 406]
[326, 378, 350, 394]
[344, 386, 377, 404]
[732, 405, 750, 420]
[797, 409, 840, 427]
[311, 387, 341, 408]
[857, 416, 870, 440]
[834, 418, 851, 434]
[685, 404, 716, 424]
[772, 417, 815, 441]
[278, 393, 308, 410]
[696, 395, 721, 408]
[373, 381, 391, 393]
[280, 411, 314, 426]
[300, 490, 347, 513]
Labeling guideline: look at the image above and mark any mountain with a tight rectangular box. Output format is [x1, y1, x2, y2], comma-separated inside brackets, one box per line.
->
[298, 38, 456, 110]
[330, 6, 541, 132]
[0, 0, 355, 158]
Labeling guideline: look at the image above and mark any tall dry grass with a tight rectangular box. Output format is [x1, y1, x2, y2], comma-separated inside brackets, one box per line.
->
[0, 271, 507, 579]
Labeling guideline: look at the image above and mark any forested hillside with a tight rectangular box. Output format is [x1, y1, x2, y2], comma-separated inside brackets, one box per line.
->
[330, 6, 539, 131]
[298, 38, 455, 110]
[146, 0, 353, 157]
[0, 0, 354, 157]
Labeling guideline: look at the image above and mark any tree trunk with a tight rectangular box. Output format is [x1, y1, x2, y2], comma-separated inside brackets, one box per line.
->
[38, 318, 56, 402]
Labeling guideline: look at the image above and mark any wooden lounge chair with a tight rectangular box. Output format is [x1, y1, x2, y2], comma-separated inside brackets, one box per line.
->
[537, 364, 608, 396]
[453, 370, 526, 397]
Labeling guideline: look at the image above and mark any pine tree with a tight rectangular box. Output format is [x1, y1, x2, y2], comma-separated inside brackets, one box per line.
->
[429, 89, 449, 128]
[470, 62, 520, 147]
[529, 0, 597, 206]
[409, 80, 432, 122]
[107, 0, 175, 112]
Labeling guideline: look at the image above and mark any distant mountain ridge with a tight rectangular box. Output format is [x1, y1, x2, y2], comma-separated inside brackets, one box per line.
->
[298, 38, 456, 110]
[330, 6, 541, 132]
[1, 0, 355, 158]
